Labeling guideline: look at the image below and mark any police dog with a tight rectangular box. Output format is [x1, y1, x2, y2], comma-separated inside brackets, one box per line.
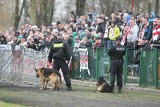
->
[95, 76, 111, 93]
[35, 67, 62, 91]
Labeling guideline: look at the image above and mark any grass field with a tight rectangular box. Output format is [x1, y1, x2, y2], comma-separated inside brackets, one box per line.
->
[0, 101, 27, 107]
[0, 82, 160, 107]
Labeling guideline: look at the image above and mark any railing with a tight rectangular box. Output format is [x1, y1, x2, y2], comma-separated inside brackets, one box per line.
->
[139, 48, 160, 88]
[0, 45, 47, 85]
[1, 44, 159, 88]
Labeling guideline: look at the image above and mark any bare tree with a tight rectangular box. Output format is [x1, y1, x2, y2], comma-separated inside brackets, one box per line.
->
[103, 0, 113, 17]
[30, 0, 55, 26]
[92, 0, 96, 12]
[76, 0, 86, 16]
[14, 0, 26, 30]
[24, 0, 30, 24]
[148, 0, 152, 13]
[155, 0, 159, 15]
[99, 0, 104, 14]
[41, 0, 55, 25]
[111, 0, 116, 13]
[65, 0, 76, 19]
[84, 0, 96, 13]
[49, 0, 55, 24]
[116, 0, 122, 11]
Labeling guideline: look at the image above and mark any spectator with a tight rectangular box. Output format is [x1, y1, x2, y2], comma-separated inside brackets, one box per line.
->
[138, 17, 152, 46]
[27, 36, 36, 50]
[19, 38, 27, 47]
[85, 28, 92, 41]
[80, 36, 92, 47]
[108, 22, 120, 48]
[93, 34, 104, 47]
[121, 24, 129, 45]
[96, 18, 105, 35]
[8, 37, 18, 45]
[152, 18, 160, 45]
[74, 36, 81, 48]
[0, 35, 7, 44]
[125, 18, 139, 49]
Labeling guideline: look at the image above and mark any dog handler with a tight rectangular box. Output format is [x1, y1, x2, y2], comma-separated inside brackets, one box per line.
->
[108, 37, 126, 93]
[48, 33, 73, 91]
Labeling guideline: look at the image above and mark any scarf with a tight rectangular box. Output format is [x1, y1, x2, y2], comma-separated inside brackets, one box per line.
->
[139, 23, 149, 39]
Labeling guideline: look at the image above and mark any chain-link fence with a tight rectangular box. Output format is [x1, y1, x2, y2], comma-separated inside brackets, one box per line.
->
[139, 49, 160, 88]
[96, 48, 110, 81]
[123, 49, 139, 85]
[1, 45, 160, 88]
[71, 48, 110, 82]
[71, 47, 97, 80]
[71, 48, 140, 84]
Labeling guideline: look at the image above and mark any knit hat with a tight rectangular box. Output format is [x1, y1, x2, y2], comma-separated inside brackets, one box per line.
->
[94, 33, 101, 39]
[72, 32, 78, 38]
[80, 32, 86, 40]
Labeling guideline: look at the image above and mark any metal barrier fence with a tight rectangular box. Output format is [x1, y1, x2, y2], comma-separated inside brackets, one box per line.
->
[71, 48, 111, 82]
[139, 49, 160, 88]
[71, 48, 139, 83]
[96, 48, 110, 81]
[0, 45, 47, 85]
[2, 45, 160, 88]
[0, 46, 112, 84]
[123, 49, 139, 85]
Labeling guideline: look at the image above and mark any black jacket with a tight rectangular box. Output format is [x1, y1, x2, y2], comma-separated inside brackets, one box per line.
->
[48, 39, 71, 62]
[96, 22, 105, 35]
[108, 44, 126, 61]
[142, 24, 153, 41]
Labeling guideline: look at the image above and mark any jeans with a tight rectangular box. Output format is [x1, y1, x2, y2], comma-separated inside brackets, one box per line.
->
[107, 40, 116, 48]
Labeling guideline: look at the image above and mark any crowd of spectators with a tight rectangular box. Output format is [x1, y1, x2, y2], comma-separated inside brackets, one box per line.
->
[1, 11, 160, 76]
[1, 11, 160, 52]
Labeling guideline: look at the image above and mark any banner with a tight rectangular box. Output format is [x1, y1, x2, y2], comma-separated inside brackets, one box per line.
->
[78, 48, 90, 75]
[0, 44, 11, 50]
[78, 48, 88, 69]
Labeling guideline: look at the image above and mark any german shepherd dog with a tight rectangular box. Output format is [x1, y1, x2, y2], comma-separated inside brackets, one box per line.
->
[95, 76, 111, 93]
[35, 67, 62, 91]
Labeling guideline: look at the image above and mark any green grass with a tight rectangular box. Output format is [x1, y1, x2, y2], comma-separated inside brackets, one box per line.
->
[0, 85, 160, 104]
[72, 85, 160, 101]
[0, 101, 27, 107]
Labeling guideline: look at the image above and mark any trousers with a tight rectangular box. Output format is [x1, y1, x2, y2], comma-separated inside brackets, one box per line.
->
[53, 59, 71, 87]
[110, 60, 123, 88]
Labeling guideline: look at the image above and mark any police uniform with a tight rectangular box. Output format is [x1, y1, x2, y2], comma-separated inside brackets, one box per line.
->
[108, 37, 126, 93]
[48, 36, 73, 90]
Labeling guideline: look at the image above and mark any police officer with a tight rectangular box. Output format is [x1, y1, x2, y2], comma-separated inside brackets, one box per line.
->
[108, 37, 126, 93]
[48, 33, 73, 91]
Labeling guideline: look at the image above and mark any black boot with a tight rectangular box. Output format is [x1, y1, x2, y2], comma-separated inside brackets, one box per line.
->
[110, 86, 114, 93]
[67, 86, 74, 91]
[66, 83, 74, 91]
[118, 87, 122, 94]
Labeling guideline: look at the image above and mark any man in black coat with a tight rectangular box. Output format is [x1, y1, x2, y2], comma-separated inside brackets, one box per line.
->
[108, 37, 126, 93]
[96, 18, 106, 35]
[48, 34, 73, 91]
